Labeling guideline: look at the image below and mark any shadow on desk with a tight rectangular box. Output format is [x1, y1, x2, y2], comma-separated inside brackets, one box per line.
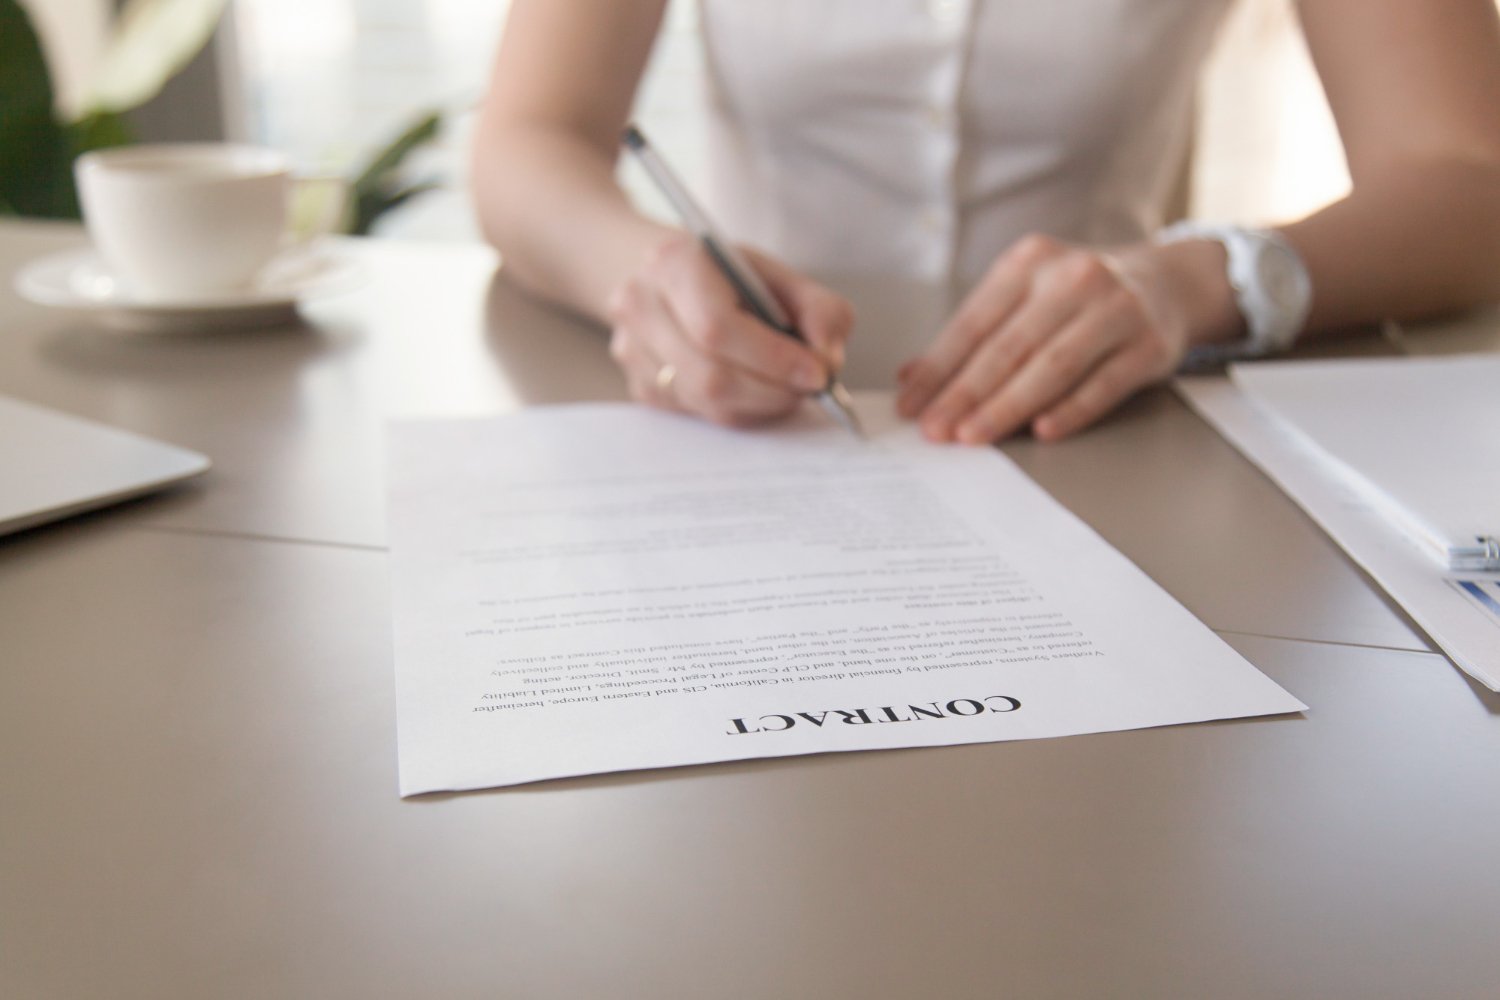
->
[406, 704, 1317, 804]
[481, 267, 955, 399]
[34, 317, 356, 386]
[482, 269, 628, 407]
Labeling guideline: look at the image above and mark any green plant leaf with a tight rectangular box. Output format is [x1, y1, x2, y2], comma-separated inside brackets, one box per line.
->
[350, 110, 442, 199]
[349, 180, 441, 236]
[346, 109, 444, 235]
[69, 110, 134, 158]
[0, 0, 79, 217]
[82, 0, 227, 114]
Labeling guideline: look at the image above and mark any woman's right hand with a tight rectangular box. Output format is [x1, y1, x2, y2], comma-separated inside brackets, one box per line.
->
[605, 232, 855, 427]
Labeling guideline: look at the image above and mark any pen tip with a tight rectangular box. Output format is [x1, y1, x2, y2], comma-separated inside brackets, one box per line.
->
[819, 383, 866, 439]
[621, 125, 645, 150]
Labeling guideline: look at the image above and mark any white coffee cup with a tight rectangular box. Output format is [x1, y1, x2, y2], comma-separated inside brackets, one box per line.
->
[75, 144, 294, 300]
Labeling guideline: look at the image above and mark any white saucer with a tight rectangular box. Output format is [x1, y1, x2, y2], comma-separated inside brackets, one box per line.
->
[14, 245, 364, 332]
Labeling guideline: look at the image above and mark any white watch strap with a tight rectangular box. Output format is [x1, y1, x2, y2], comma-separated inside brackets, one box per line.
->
[1157, 222, 1312, 361]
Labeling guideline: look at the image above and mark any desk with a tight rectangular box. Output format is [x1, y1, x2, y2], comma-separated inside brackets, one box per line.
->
[4, 220, 1498, 999]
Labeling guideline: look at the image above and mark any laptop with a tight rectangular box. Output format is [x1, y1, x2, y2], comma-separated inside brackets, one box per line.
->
[0, 394, 210, 536]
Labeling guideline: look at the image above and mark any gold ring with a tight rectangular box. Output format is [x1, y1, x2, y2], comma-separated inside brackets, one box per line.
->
[655, 363, 678, 393]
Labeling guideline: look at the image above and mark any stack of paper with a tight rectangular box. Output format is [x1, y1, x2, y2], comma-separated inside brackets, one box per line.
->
[1177, 355, 1500, 691]
[1231, 356, 1500, 572]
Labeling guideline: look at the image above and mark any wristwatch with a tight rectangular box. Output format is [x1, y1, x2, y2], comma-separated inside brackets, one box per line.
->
[1156, 222, 1313, 361]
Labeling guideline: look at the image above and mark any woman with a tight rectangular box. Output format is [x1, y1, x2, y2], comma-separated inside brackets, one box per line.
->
[472, 0, 1500, 443]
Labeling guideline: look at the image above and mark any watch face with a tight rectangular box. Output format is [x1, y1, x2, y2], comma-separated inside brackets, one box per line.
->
[1256, 243, 1308, 312]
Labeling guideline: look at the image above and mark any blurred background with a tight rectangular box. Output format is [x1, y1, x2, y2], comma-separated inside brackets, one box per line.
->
[21, 0, 1357, 241]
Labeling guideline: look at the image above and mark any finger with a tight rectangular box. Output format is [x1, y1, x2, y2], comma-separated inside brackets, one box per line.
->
[646, 238, 828, 393]
[628, 279, 804, 425]
[610, 325, 685, 413]
[951, 296, 1137, 444]
[1031, 339, 1172, 442]
[921, 248, 1132, 442]
[897, 233, 1061, 418]
[741, 247, 856, 370]
[917, 268, 1093, 442]
[608, 283, 684, 409]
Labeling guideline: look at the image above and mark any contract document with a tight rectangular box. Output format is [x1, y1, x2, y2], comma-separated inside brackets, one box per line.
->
[388, 397, 1303, 795]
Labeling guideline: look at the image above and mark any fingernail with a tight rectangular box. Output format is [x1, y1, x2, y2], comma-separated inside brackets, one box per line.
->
[920, 412, 951, 442]
[797, 363, 827, 391]
[956, 420, 992, 445]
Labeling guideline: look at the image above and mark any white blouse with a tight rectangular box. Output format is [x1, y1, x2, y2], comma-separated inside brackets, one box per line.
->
[697, 0, 1235, 378]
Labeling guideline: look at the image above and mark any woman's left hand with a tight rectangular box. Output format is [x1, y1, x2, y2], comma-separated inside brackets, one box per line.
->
[896, 233, 1233, 444]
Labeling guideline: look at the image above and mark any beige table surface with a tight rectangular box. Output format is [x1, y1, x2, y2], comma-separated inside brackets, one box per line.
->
[3, 220, 1498, 999]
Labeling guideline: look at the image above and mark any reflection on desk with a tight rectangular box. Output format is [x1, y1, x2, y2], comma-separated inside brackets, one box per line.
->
[3, 220, 1498, 1000]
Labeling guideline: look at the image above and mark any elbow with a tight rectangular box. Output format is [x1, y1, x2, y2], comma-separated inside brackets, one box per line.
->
[468, 115, 514, 255]
[466, 118, 586, 308]
[467, 120, 543, 294]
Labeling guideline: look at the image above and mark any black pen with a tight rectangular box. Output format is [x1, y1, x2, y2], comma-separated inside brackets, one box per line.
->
[621, 124, 864, 438]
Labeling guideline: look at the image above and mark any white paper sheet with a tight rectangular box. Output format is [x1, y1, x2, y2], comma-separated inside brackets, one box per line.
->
[1230, 356, 1500, 568]
[1176, 375, 1500, 692]
[388, 396, 1303, 795]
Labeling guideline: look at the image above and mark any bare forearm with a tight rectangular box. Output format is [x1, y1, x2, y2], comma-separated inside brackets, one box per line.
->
[1282, 159, 1500, 332]
[472, 125, 671, 321]
[1287, 0, 1500, 334]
